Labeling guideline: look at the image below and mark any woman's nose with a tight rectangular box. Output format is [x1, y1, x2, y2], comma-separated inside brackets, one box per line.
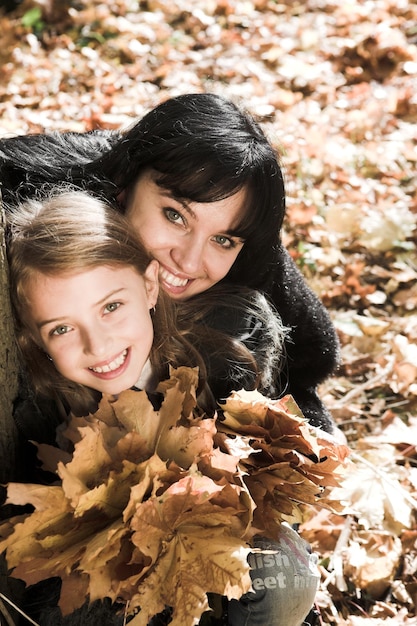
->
[171, 238, 205, 275]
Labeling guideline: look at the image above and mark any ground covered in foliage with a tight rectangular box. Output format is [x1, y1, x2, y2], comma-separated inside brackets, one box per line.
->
[0, 0, 417, 624]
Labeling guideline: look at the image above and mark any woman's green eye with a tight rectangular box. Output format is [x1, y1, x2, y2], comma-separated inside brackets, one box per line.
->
[214, 235, 233, 248]
[164, 208, 183, 224]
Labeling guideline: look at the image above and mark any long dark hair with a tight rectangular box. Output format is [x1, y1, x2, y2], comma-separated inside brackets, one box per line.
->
[94, 93, 286, 292]
[177, 283, 288, 401]
[0, 130, 117, 206]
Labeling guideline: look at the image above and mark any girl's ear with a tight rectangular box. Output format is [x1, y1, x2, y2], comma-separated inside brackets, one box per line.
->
[144, 259, 159, 308]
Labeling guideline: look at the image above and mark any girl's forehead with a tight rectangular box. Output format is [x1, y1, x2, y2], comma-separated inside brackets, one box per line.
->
[21, 263, 145, 293]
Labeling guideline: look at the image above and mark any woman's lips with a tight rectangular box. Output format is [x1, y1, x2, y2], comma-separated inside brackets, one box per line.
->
[159, 266, 189, 288]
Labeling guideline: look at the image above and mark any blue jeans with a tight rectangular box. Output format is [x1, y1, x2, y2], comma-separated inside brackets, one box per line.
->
[227, 524, 320, 626]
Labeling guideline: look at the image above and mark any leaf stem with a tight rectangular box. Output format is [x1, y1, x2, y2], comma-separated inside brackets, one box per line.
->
[0, 593, 40, 626]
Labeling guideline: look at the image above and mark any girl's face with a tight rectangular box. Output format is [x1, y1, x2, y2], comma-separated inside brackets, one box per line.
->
[125, 170, 246, 300]
[24, 262, 159, 395]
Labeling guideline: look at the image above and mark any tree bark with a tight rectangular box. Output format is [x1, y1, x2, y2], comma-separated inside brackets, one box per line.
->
[0, 192, 19, 483]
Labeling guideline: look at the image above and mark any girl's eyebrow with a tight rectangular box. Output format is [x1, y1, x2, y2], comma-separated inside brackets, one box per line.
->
[37, 287, 126, 329]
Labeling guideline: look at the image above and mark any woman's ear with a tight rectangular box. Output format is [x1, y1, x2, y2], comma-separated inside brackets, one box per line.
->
[144, 259, 159, 308]
[116, 189, 127, 210]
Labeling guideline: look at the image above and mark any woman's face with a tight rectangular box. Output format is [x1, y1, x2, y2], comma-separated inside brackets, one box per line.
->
[125, 170, 246, 300]
[25, 262, 159, 395]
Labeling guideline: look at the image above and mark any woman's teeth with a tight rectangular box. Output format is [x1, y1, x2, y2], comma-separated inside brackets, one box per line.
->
[159, 267, 188, 287]
[90, 349, 127, 373]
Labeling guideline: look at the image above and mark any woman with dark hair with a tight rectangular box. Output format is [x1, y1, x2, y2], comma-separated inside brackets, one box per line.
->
[0, 92, 340, 433]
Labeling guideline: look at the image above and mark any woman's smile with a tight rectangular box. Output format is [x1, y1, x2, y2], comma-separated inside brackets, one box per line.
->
[158, 265, 195, 296]
[126, 170, 245, 300]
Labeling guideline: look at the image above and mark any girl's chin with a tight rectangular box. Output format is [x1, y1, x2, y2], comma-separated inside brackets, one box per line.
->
[96, 379, 136, 395]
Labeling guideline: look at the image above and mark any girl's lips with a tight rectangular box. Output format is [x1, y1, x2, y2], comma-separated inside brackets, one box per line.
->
[88, 348, 130, 380]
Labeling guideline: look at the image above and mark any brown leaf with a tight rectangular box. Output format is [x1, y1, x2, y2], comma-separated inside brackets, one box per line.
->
[220, 389, 350, 528]
[127, 471, 251, 625]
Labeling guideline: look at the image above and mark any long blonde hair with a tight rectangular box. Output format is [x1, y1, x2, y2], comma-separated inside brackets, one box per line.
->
[7, 187, 209, 415]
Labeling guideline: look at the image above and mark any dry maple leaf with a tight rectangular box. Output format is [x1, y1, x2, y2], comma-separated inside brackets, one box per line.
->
[125, 471, 252, 625]
[343, 529, 403, 599]
[328, 446, 417, 535]
[219, 389, 351, 531]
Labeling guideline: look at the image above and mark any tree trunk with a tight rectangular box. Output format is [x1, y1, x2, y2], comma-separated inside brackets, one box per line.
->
[0, 192, 19, 483]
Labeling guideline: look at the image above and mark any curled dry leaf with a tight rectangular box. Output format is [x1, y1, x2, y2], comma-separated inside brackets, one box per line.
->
[0, 367, 350, 625]
[220, 389, 351, 532]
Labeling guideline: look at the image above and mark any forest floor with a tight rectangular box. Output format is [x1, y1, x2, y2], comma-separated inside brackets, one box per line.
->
[1, 1, 417, 624]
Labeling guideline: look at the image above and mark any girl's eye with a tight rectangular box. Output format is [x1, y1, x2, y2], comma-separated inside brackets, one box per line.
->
[104, 302, 121, 314]
[164, 208, 185, 225]
[51, 325, 71, 336]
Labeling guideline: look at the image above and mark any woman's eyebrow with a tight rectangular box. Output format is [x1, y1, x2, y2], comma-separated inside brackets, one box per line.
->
[162, 190, 197, 219]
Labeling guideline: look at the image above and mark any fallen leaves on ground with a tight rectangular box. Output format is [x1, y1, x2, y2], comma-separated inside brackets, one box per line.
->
[0, 0, 416, 623]
[302, 414, 417, 625]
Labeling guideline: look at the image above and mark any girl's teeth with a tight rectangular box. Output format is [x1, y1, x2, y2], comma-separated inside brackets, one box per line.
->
[90, 350, 127, 373]
[159, 267, 188, 287]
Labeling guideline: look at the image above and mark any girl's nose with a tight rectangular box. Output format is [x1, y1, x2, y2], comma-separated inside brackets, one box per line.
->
[82, 327, 111, 357]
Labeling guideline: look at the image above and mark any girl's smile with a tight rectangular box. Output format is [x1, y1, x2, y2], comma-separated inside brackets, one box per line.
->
[88, 348, 129, 377]
[25, 263, 159, 395]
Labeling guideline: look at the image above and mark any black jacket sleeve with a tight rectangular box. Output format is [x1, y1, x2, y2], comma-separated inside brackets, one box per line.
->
[268, 244, 340, 431]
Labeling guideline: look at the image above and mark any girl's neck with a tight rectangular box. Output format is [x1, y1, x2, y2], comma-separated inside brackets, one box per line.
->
[132, 359, 153, 391]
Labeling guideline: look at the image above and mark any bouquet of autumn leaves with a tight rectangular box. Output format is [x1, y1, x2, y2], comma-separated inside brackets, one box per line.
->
[0, 367, 350, 625]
